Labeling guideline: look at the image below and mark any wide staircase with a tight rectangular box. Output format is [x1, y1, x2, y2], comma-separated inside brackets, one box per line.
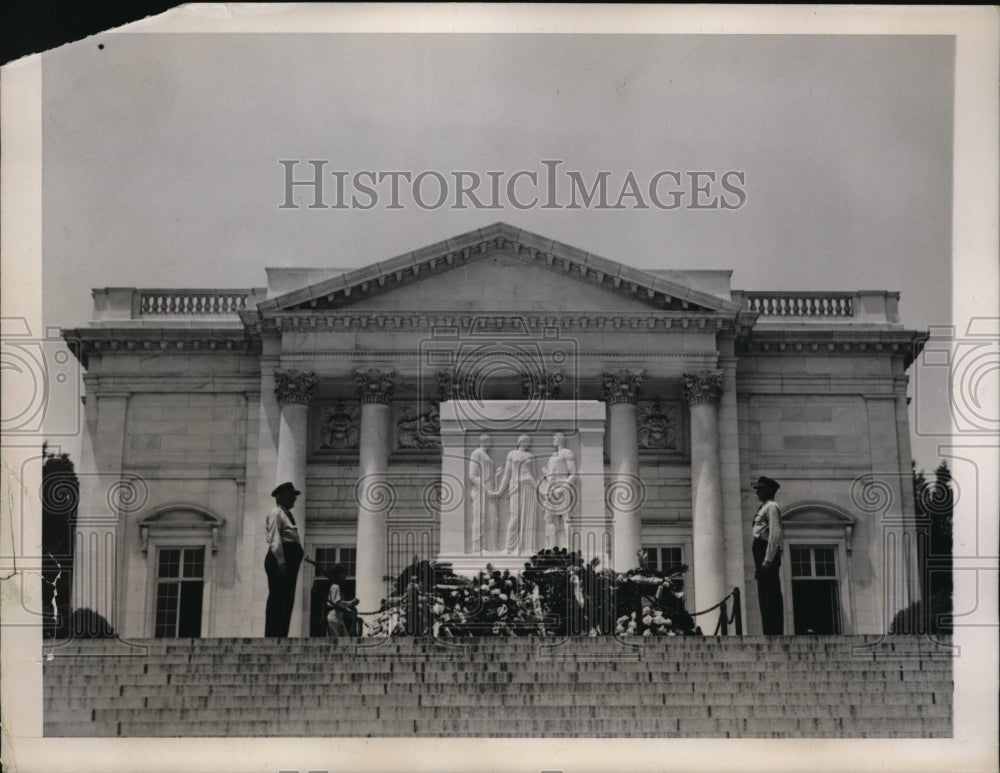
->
[43, 635, 952, 738]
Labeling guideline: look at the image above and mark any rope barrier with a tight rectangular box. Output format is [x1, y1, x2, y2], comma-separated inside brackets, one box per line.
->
[306, 557, 743, 635]
[688, 589, 737, 618]
[688, 587, 742, 635]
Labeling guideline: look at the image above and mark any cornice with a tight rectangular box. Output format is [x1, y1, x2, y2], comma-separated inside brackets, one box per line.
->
[736, 329, 927, 368]
[63, 327, 260, 368]
[257, 310, 738, 335]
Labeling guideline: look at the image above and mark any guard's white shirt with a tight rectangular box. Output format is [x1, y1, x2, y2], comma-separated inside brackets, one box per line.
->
[752, 499, 783, 563]
[265, 506, 300, 566]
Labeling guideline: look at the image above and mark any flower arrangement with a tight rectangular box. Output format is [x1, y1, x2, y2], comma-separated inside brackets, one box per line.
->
[363, 550, 697, 638]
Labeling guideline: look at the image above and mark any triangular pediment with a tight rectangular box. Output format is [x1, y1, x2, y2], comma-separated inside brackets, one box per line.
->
[258, 223, 739, 316]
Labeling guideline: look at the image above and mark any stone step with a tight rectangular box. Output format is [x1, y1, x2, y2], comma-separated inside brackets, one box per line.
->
[41, 635, 954, 738]
[47, 649, 954, 665]
[45, 682, 950, 704]
[43, 635, 948, 652]
[70, 700, 949, 726]
[47, 716, 951, 739]
[45, 691, 950, 715]
[43, 663, 952, 682]
[43, 654, 949, 672]
[44, 672, 951, 691]
[45, 638, 944, 651]
[45, 653, 953, 672]
[45, 679, 952, 701]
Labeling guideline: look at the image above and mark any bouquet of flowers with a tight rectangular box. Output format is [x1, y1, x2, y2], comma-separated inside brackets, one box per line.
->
[615, 566, 696, 636]
[370, 550, 697, 637]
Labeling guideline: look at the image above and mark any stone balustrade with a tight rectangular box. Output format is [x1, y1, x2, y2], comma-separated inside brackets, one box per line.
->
[744, 292, 853, 318]
[91, 288, 266, 321]
[733, 291, 902, 324]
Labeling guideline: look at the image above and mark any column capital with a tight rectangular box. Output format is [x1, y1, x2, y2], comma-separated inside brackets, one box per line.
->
[522, 370, 565, 400]
[355, 368, 397, 404]
[274, 368, 317, 406]
[681, 370, 724, 406]
[602, 369, 644, 405]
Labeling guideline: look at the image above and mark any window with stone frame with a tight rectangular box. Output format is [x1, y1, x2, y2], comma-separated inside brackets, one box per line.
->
[789, 545, 842, 634]
[153, 546, 205, 638]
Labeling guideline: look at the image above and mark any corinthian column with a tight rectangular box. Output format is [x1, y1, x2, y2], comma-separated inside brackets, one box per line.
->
[274, 368, 316, 637]
[682, 370, 726, 622]
[603, 370, 644, 572]
[353, 369, 396, 620]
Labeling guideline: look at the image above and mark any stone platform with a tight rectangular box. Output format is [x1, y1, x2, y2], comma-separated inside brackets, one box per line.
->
[43, 635, 952, 738]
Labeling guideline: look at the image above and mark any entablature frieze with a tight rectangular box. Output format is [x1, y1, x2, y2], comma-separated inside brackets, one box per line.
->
[275, 350, 721, 361]
[123, 464, 247, 482]
[735, 374, 902, 396]
[79, 375, 262, 395]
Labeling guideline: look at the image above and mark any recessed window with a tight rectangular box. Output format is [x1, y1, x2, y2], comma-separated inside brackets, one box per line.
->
[642, 545, 683, 572]
[154, 546, 205, 638]
[789, 545, 841, 634]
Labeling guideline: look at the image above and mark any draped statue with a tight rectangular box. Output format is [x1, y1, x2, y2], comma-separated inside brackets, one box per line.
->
[538, 432, 577, 549]
[467, 434, 499, 552]
[490, 435, 540, 555]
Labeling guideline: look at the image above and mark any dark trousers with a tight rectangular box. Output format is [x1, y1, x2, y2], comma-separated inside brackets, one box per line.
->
[264, 542, 303, 637]
[752, 538, 784, 635]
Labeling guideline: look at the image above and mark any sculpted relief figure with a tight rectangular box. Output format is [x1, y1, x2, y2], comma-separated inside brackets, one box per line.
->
[397, 403, 441, 450]
[538, 432, 577, 549]
[637, 401, 678, 450]
[318, 402, 360, 450]
[468, 434, 499, 552]
[490, 435, 539, 555]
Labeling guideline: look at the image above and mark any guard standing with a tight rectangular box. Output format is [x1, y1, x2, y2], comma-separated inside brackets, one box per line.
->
[751, 476, 784, 634]
[264, 481, 304, 637]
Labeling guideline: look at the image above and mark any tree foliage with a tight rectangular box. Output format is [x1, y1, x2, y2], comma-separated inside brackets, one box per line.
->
[901, 460, 954, 633]
[42, 443, 79, 639]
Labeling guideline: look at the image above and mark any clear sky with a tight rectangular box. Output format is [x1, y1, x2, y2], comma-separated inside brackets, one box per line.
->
[40, 32, 955, 467]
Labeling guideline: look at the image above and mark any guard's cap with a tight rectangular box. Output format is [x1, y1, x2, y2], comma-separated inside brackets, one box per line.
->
[271, 481, 301, 498]
[751, 476, 780, 492]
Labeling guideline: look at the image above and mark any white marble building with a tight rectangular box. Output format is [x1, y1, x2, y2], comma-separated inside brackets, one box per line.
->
[63, 223, 925, 637]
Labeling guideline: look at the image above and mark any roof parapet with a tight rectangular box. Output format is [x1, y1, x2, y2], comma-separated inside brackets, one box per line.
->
[90, 288, 267, 323]
[732, 290, 901, 325]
